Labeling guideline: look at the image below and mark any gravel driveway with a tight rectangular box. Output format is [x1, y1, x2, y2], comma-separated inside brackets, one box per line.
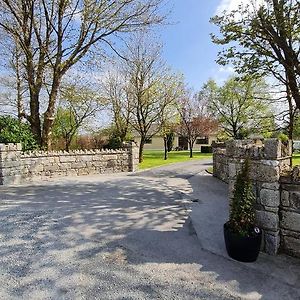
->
[0, 159, 299, 299]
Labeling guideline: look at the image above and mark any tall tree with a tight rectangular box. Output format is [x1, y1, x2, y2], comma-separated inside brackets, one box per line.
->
[107, 35, 184, 162]
[103, 67, 132, 144]
[0, 0, 166, 148]
[211, 0, 300, 111]
[202, 77, 275, 139]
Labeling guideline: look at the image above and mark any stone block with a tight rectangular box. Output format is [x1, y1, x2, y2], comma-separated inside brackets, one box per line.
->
[264, 206, 279, 213]
[107, 160, 116, 168]
[0, 175, 22, 185]
[290, 192, 300, 209]
[264, 231, 280, 255]
[253, 164, 279, 182]
[256, 210, 279, 231]
[44, 164, 59, 172]
[282, 236, 300, 258]
[67, 169, 78, 177]
[59, 155, 76, 163]
[29, 164, 44, 173]
[259, 189, 280, 207]
[226, 140, 243, 157]
[280, 211, 300, 232]
[264, 139, 281, 159]
[261, 182, 280, 190]
[103, 155, 118, 160]
[72, 162, 86, 169]
[81, 155, 93, 162]
[77, 169, 89, 176]
[59, 163, 72, 170]
[92, 155, 103, 161]
[281, 190, 290, 207]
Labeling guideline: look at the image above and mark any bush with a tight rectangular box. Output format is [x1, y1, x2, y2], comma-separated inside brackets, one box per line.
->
[105, 135, 123, 149]
[201, 145, 212, 153]
[229, 157, 256, 237]
[0, 116, 38, 151]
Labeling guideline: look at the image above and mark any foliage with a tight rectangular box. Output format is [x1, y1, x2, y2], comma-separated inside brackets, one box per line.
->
[276, 132, 289, 143]
[0, 0, 166, 148]
[166, 132, 175, 152]
[52, 108, 78, 151]
[211, 0, 300, 110]
[229, 158, 256, 237]
[105, 34, 184, 162]
[0, 116, 38, 151]
[53, 83, 104, 151]
[176, 93, 218, 158]
[139, 150, 212, 170]
[292, 112, 300, 139]
[202, 77, 275, 139]
[106, 135, 123, 150]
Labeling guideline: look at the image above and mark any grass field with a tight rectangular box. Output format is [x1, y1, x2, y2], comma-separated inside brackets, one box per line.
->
[293, 154, 300, 166]
[139, 150, 212, 170]
[139, 151, 300, 171]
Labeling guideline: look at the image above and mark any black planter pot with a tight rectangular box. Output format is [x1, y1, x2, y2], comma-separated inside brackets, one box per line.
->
[223, 222, 262, 262]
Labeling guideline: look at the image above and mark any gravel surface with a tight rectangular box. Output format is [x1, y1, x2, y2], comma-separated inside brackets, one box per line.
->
[0, 159, 299, 299]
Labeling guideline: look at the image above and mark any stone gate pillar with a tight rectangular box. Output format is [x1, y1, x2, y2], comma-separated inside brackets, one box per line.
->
[0, 143, 22, 185]
[226, 139, 291, 255]
[124, 142, 139, 172]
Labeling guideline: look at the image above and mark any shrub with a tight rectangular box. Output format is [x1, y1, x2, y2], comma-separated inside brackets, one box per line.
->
[229, 157, 256, 236]
[0, 116, 38, 151]
[201, 145, 212, 153]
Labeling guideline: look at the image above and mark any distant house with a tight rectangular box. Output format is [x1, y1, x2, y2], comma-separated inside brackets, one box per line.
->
[133, 133, 217, 151]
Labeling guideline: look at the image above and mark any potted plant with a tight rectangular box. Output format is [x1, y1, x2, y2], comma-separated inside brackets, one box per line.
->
[224, 157, 262, 262]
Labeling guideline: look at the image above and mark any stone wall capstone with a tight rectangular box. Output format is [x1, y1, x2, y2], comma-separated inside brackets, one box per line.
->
[0, 142, 139, 185]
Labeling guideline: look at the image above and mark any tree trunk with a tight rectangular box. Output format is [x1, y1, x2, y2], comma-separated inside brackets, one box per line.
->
[139, 140, 145, 163]
[164, 137, 168, 160]
[287, 85, 294, 140]
[65, 137, 71, 152]
[42, 76, 61, 150]
[189, 141, 193, 158]
[29, 92, 42, 146]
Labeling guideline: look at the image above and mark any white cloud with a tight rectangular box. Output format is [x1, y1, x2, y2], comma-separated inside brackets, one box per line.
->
[215, 0, 264, 15]
[209, 65, 236, 85]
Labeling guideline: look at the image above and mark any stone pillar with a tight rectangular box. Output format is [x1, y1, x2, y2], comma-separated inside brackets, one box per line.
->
[125, 142, 139, 172]
[226, 138, 291, 255]
[0, 143, 22, 185]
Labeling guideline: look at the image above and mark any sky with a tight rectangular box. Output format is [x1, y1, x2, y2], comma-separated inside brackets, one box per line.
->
[158, 0, 247, 90]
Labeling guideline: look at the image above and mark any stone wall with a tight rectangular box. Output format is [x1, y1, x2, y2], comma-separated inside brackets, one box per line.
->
[279, 169, 300, 258]
[212, 139, 296, 256]
[212, 142, 228, 183]
[0, 143, 139, 185]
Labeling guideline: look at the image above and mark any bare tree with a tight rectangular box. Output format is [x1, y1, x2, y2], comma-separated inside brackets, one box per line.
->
[102, 67, 132, 144]
[0, 0, 166, 148]
[119, 35, 183, 162]
[176, 94, 218, 158]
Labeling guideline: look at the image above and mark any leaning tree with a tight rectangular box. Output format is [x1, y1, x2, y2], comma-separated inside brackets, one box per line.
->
[0, 0, 166, 148]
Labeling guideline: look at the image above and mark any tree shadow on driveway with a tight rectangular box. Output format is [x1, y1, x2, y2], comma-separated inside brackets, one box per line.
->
[0, 171, 299, 299]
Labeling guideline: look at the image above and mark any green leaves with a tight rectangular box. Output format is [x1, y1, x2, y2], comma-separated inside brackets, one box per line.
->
[0, 116, 38, 151]
[229, 158, 256, 237]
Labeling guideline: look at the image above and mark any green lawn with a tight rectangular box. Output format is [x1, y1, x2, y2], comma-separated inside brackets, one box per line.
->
[139, 150, 212, 170]
[139, 152, 300, 171]
[293, 153, 300, 166]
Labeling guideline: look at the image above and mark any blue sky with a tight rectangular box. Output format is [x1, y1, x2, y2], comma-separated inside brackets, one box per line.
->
[159, 0, 236, 90]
